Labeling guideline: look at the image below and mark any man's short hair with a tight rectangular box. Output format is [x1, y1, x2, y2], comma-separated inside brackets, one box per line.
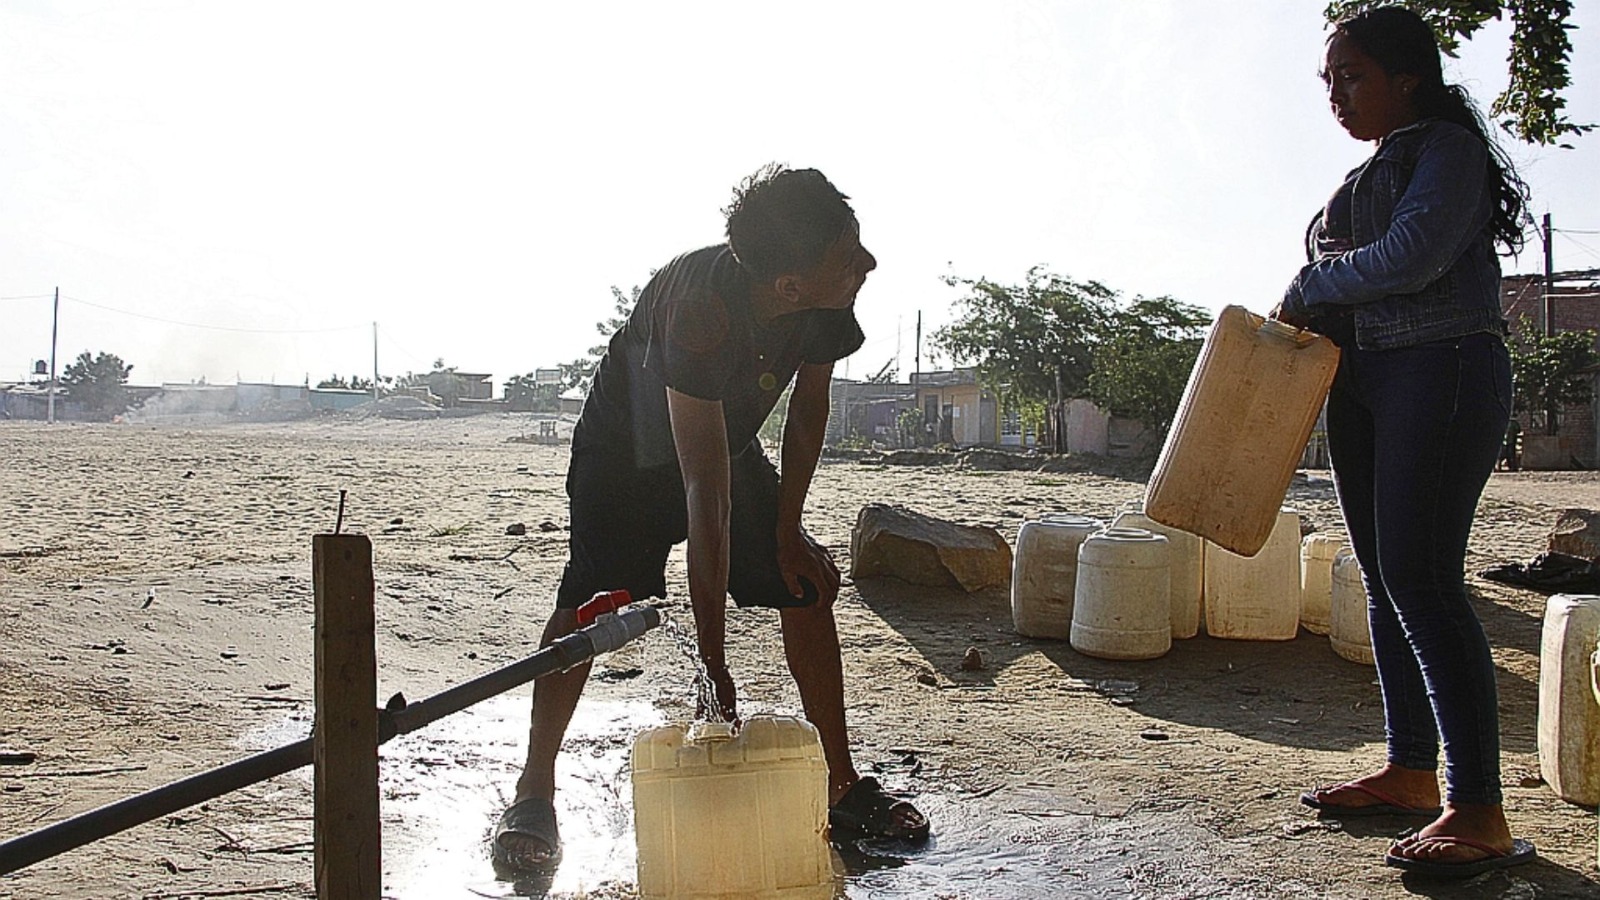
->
[724, 164, 854, 283]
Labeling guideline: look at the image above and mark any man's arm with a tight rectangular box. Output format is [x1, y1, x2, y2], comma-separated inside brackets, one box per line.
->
[776, 361, 841, 604]
[666, 387, 732, 673]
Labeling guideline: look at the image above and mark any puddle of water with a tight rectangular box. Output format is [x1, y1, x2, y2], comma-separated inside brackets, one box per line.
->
[249, 696, 1291, 899]
[381, 694, 661, 899]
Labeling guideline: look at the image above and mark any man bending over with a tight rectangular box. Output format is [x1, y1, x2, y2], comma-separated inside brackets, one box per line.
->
[494, 164, 930, 871]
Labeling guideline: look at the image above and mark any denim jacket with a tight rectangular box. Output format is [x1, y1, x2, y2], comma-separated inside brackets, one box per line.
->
[1281, 118, 1505, 350]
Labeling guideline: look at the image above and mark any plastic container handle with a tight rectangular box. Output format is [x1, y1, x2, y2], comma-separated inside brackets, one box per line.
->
[576, 589, 634, 626]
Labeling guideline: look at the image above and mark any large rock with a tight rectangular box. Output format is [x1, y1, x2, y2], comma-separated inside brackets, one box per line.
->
[1548, 508, 1600, 560]
[849, 504, 1012, 592]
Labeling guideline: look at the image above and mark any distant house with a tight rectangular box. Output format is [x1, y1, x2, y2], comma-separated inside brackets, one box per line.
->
[309, 388, 371, 412]
[424, 371, 494, 406]
[911, 368, 1000, 447]
[237, 381, 308, 413]
[827, 378, 916, 447]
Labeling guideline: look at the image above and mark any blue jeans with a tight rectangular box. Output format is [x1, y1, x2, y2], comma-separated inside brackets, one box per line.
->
[1325, 331, 1512, 805]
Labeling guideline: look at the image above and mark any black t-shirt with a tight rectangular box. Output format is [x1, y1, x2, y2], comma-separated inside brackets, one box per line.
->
[572, 245, 865, 469]
[1308, 172, 1359, 346]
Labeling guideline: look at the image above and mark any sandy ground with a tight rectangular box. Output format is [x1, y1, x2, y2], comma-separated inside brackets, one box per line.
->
[1, 415, 1597, 899]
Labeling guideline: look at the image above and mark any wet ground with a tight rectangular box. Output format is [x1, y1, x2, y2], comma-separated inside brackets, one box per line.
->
[251, 691, 1351, 899]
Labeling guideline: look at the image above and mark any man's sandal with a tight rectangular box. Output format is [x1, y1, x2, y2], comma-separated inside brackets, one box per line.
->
[491, 797, 561, 871]
[829, 776, 930, 842]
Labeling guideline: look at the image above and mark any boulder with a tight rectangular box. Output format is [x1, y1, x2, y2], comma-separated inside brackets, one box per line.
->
[849, 504, 1012, 592]
[1548, 508, 1600, 561]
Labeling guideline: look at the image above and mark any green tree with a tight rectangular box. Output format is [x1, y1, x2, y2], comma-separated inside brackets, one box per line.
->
[934, 268, 1112, 430]
[60, 351, 133, 418]
[504, 373, 562, 412]
[1326, 0, 1591, 145]
[1086, 297, 1210, 437]
[316, 374, 372, 391]
[1508, 317, 1599, 434]
[560, 284, 643, 393]
[935, 269, 1208, 449]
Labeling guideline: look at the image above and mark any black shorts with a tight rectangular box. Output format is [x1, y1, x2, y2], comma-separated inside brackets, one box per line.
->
[554, 443, 819, 610]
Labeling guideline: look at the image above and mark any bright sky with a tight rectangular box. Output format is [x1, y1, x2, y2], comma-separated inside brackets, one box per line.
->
[2, 1, 1597, 390]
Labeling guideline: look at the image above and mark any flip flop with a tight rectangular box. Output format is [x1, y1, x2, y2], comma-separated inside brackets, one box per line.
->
[491, 797, 561, 871]
[1385, 836, 1537, 879]
[1299, 782, 1442, 818]
[829, 776, 930, 842]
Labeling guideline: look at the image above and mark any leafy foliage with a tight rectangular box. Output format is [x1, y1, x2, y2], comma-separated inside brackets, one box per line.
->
[1508, 316, 1599, 434]
[561, 284, 642, 394]
[934, 269, 1209, 445]
[315, 374, 373, 391]
[503, 373, 562, 412]
[60, 350, 133, 417]
[1325, 0, 1591, 145]
[1086, 298, 1209, 436]
[934, 268, 1113, 430]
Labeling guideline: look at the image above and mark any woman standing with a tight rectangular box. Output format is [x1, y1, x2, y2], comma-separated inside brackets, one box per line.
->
[1277, 6, 1536, 878]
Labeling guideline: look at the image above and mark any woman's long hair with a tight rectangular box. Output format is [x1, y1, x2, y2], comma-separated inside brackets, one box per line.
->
[1337, 6, 1530, 254]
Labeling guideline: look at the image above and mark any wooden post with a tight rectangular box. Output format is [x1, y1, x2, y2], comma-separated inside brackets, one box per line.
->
[313, 534, 380, 900]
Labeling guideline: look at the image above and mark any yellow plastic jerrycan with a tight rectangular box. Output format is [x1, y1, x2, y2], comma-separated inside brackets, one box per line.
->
[632, 714, 834, 899]
[1145, 306, 1339, 557]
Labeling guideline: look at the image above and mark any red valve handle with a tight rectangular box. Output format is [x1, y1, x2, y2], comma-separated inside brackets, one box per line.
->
[575, 589, 634, 626]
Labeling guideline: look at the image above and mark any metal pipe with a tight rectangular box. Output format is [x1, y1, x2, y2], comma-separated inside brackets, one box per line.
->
[0, 605, 661, 876]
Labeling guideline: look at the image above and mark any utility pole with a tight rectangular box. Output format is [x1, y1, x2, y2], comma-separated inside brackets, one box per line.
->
[913, 311, 921, 388]
[47, 287, 59, 425]
[1542, 213, 1555, 336]
[371, 322, 379, 401]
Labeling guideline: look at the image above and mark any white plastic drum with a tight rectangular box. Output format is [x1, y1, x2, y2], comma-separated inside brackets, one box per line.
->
[1299, 533, 1346, 636]
[1011, 514, 1103, 639]
[1203, 508, 1301, 641]
[1329, 548, 1374, 665]
[1070, 527, 1172, 661]
[1112, 507, 1203, 639]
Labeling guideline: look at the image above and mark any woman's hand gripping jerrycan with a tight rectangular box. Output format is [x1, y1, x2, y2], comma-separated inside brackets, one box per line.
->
[1145, 306, 1340, 557]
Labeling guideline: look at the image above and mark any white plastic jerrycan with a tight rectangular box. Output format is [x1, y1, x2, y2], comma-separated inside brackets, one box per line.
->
[1145, 306, 1339, 557]
[632, 715, 834, 899]
[1011, 514, 1104, 639]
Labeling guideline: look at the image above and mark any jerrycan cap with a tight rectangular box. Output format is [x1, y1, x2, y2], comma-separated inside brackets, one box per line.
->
[688, 720, 736, 743]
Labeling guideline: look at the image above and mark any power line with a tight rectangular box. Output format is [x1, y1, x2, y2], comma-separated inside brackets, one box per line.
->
[1556, 231, 1600, 264]
[0, 293, 54, 302]
[1554, 228, 1600, 236]
[59, 294, 366, 335]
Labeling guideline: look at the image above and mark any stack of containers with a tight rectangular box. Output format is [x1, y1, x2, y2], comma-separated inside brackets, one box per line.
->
[1329, 549, 1374, 665]
[1011, 514, 1103, 639]
[1070, 527, 1172, 660]
[1537, 595, 1600, 808]
[1203, 508, 1302, 641]
[1299, 534, 1345, 636]
[1112, 506, 1203, 639]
